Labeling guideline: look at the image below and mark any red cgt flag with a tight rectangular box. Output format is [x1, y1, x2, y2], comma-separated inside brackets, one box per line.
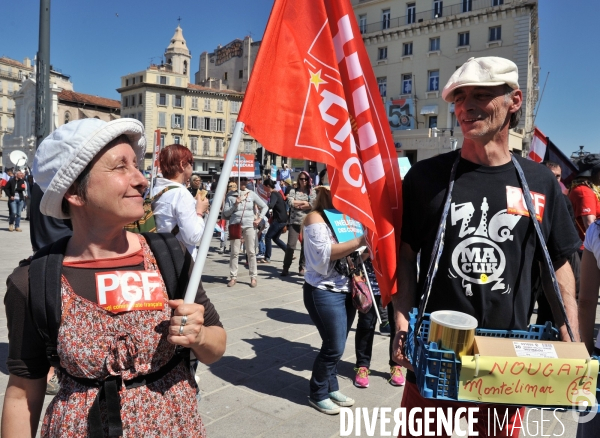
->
[238, 0, 402, 305]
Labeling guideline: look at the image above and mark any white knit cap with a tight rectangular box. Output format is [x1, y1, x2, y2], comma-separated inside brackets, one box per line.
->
[442, 56, 519, 102]
[33, 118, 146, 219]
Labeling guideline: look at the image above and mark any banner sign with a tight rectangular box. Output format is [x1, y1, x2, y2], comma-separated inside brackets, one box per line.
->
[459, 356, 599, 406]
[270, 164, 278, 180]
[256, 183, 270, 202]
[95, 271, 165, 314]
[387, 98, 415, 131]
[227, 153, 256, 177]
[323, 209, 364, 243]
[398, 157, 412, 179]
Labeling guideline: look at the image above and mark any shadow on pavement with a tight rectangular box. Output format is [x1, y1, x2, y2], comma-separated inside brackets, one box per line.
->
[260, 307, 312, 325]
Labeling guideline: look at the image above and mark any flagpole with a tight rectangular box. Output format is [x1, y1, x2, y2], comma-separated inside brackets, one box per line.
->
[184, 122, 245, 303]
[361, 261, 381, 325]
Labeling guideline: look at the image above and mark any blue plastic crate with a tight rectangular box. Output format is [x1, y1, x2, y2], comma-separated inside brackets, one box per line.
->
[407, 308, 600, 409]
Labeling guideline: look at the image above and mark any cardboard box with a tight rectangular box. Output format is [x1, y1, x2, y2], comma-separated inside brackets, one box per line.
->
[473, 336, 590, 360]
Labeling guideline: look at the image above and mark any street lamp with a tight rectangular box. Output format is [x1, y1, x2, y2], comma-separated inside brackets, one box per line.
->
[570, 145, 589, 160]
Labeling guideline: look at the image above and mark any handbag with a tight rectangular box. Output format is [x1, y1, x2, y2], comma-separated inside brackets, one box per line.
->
[351, 273, 373, 314]
[228, 195, 248, 240]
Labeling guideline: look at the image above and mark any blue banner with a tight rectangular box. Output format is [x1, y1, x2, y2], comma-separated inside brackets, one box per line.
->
[323, 209, 364, 243]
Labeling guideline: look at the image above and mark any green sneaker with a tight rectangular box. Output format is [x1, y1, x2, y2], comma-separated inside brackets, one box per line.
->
[308, 397, 340, 415]
[328, 390, 355, 407]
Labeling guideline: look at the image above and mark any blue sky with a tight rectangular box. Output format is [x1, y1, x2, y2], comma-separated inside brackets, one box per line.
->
[1, 0, 597, 156]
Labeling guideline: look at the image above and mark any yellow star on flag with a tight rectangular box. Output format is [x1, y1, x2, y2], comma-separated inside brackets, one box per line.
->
[309, 69, 327, 91]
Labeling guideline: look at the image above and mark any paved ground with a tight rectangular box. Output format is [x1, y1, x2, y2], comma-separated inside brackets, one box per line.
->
[0, 197, 591, 437]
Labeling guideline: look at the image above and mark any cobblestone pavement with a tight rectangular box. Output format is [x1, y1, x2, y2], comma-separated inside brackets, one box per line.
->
[0, 197, 588, 437]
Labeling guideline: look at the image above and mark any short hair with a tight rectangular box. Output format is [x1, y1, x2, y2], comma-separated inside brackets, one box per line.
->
[61, 134, 133, 215]
[542, 161, 560, 170]
[263, 179, 275, 189]
[159, 144, 193, 179]
[504, 85, 522, 130]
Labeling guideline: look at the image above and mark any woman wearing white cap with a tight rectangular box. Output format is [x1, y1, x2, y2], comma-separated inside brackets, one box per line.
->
[2, 118, 226, 437]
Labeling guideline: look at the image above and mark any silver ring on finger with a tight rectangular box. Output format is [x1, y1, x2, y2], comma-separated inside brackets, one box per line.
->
[178, 324, 185, 336]
[181, 315, 188, 326]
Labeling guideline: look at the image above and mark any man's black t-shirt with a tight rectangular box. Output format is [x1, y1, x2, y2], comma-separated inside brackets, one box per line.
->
[402, 150, 580, 331]
[269, 191, 288, 223]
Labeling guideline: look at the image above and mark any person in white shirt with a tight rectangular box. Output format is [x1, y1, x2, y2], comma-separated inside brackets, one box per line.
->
[151, 145, 209, 260]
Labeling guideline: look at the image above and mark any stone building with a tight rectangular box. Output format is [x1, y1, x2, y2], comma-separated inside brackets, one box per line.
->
[118, 26, 258, 176]
[0, 56, 73, 166]
[351, 0, 538, 162]
[194, 36, 261, 93]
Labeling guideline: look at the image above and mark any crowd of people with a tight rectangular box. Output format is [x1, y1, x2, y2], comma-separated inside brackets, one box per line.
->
[3, 55, 600, 437]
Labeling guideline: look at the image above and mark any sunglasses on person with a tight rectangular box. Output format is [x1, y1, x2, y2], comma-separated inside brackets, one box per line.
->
[298, 177, 308, 181]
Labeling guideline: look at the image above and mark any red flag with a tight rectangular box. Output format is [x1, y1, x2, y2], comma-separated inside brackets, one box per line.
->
[527, 127, 548, 163]
[238, 0, 402, 305]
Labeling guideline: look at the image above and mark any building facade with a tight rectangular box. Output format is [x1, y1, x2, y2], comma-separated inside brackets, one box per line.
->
[352, 0, 538, 162]
[2, 78, 120, 170]
[118, 26, 258, 176]
[194, 37, 261, 93]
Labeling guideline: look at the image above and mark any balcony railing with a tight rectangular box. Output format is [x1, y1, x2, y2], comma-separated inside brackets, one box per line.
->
[360, 0, 513, 34]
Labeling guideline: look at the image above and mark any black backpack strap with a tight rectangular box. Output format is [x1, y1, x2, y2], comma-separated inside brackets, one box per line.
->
[142, 232, 190, 300]
[29, 236, 71, 368]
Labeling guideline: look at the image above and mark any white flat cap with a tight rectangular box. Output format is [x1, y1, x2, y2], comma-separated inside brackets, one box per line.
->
[33, 118, 146, 219]
[442, 56, 519, 102]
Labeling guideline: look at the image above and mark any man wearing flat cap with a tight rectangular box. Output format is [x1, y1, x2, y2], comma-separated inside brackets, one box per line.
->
[568, 154, 600, 246]
[391, 57, 581, 436]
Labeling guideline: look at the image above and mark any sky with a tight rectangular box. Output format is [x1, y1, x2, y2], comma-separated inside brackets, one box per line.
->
[1, 0, 597, 157]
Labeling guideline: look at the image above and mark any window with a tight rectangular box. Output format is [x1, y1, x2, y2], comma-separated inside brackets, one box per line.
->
[428, 70, 440, 91]
[428, 38, 440, 52]
[131, 95, 136, 106]
[492, 0, 503, 5]
[139, 75, 143, 83]
[224, 72, 228, 81]
[239, 70, 243, 79]
[462, 0, 472, 12]
[203, 137, 210, 155]
[174, 95, 182, 108]
[173, 114, 183, 128]
[377, 77, 387, 97]
[359, 14, 367, 34]
[159, 94, 166, 106]
[402, 74, 412, 95]
[160, 134, 166, 146]
[458, 32, 470, 47]
[434, 0, 443, 17]
[230, 118, 237, 133]
[202, 162, 208, 172]
[428, 116, 438, 129]
[175, 77, 181, 87]
[244, 140, 252, 153]
[403, 42, 413, 56]
[210, 118, 217, 132]
[204, 99, 211, 111]
[382, 9, 391, 30]
[173, 135, 181, 145]
[160, 76, 167, 85]
[191, 97, 198, 109]
[215, 139, 223, 155]
[378, 47, 388, 60]
[489, 26, 502, 41]
[203, 117, 211, 131]
[407, 3, 416, 24]
[124, 96, 129, 107]
[231, 101, 241, 113]
[139, 93, 143, 105]
[132, 77, 136, 85]
[190, 137, 198, 154]
[125, 78, 129, 86]
[217, 100, 224, 112]
[190, 116, 199, 130]
[158, 112, 166, 128]
[137, 112, 142, 121]
[216, 118, 225, 132]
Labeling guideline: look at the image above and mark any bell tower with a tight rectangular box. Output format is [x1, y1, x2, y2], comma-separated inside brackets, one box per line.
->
[164, 25, 191, 77]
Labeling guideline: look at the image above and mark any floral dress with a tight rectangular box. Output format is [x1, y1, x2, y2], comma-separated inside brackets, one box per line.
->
[41, 238, 206, 437]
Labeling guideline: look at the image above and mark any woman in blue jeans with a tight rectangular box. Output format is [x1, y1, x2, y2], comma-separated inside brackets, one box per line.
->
[261, 179, 288, 263]
[7, 170, 27, 232]
[302, 185, 366, 415]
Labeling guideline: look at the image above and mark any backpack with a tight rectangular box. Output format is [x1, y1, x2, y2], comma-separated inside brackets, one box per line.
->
[124, 186, 179, 234]
[28, 232, 191, 438]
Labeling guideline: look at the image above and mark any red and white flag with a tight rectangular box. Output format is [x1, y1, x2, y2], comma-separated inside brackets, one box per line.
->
[528, 127, 547, 163]
[238, 0, 402, 304]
